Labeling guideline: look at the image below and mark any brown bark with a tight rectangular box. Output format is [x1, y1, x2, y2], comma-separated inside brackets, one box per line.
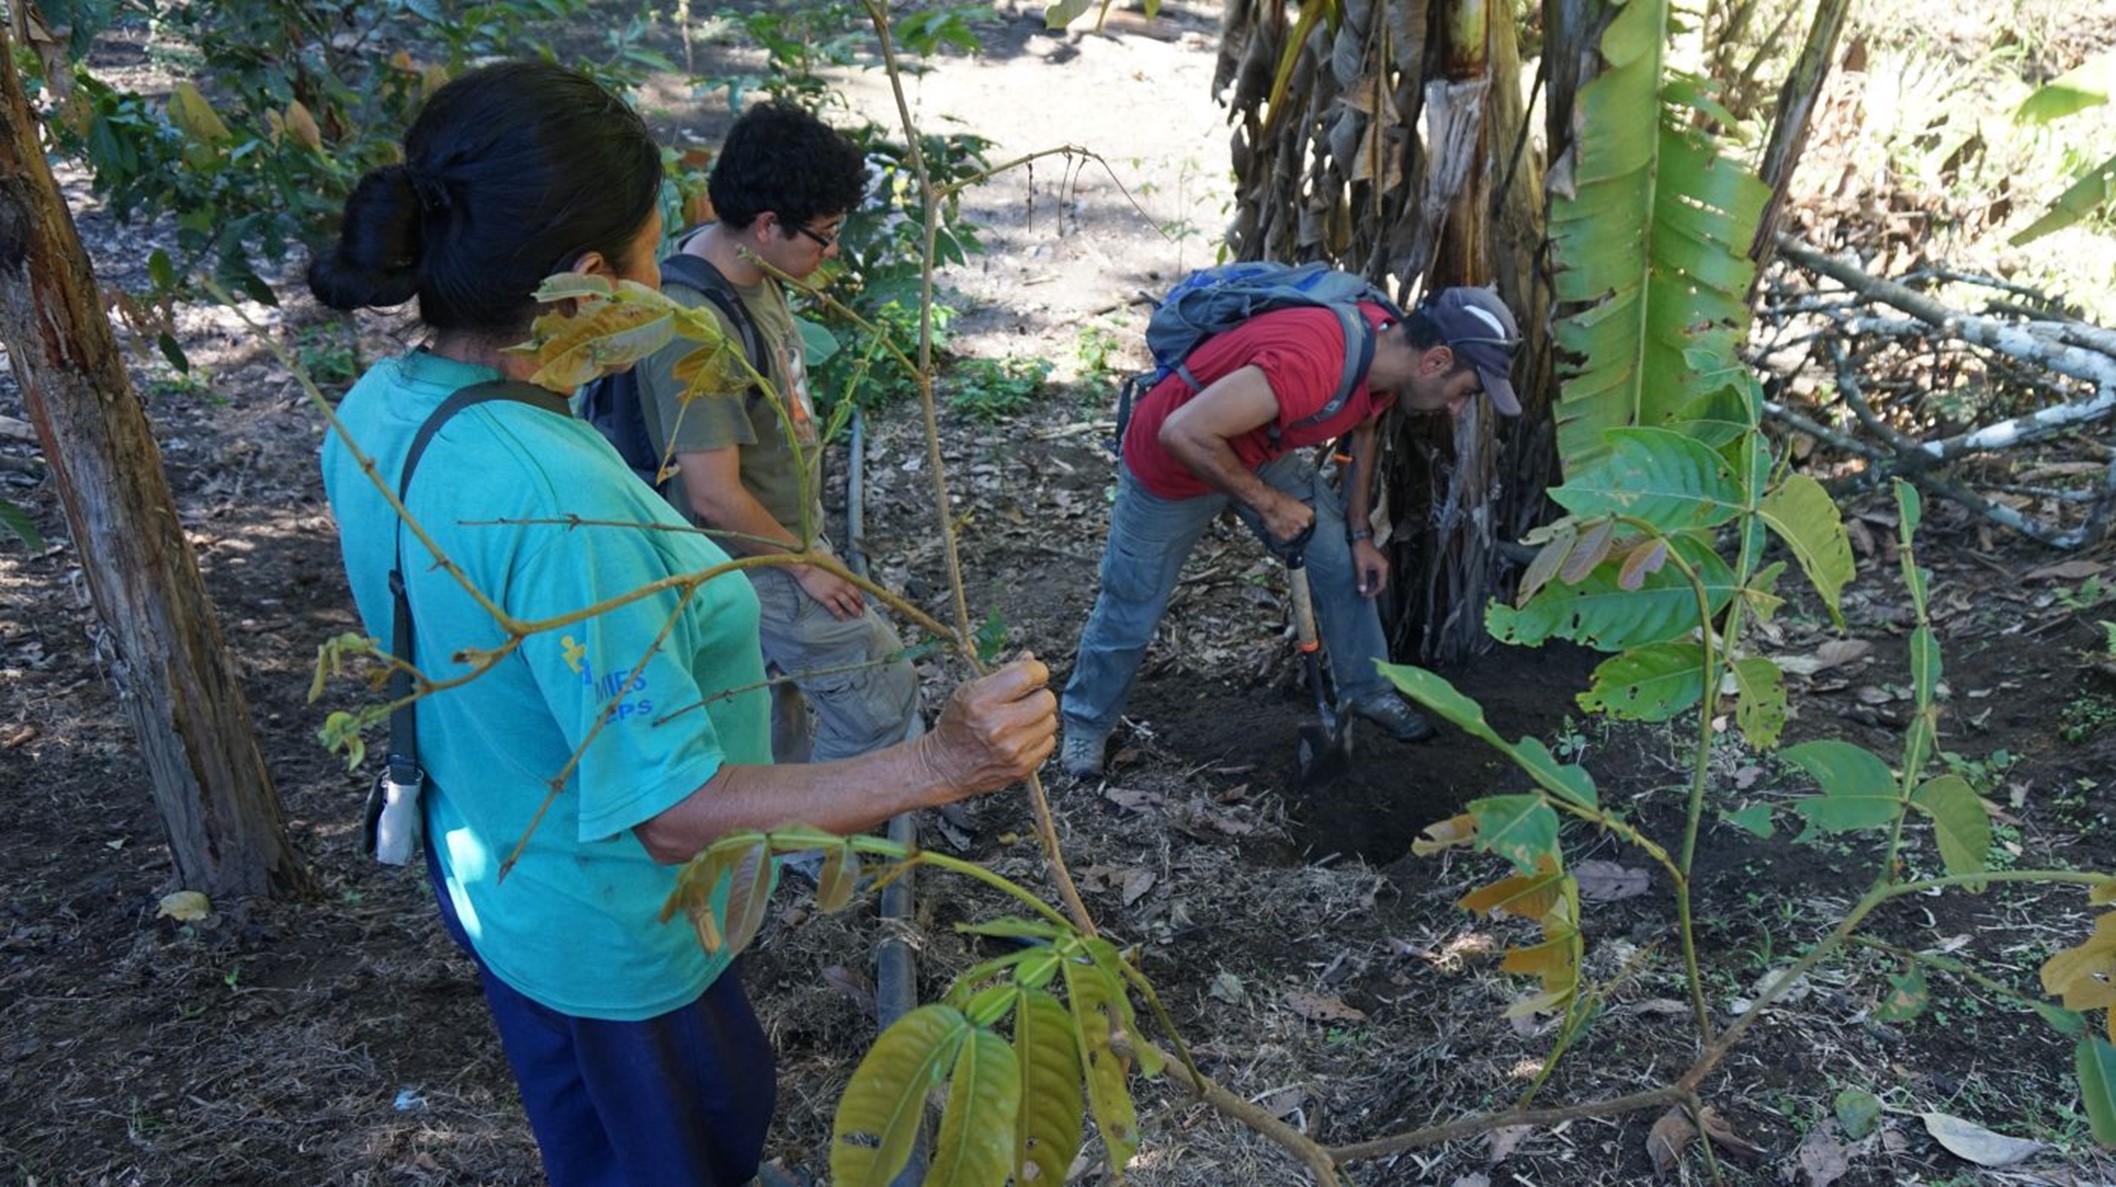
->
[1382, 0, 1549, 665]
[0, 29, 315, 900]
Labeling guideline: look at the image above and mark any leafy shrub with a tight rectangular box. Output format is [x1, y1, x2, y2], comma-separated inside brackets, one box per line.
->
[945, 356, 1053, 423]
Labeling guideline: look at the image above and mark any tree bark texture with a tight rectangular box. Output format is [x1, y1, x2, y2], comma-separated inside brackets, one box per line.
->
[1223, 0, 1557, 663]
[0, 32, 315, 900]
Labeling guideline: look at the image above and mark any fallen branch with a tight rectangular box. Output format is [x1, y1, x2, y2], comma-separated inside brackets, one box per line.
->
[1759, 236, 2116, 547]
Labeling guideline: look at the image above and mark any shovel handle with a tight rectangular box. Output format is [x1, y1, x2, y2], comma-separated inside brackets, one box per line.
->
[1287, 558, 1321, 653]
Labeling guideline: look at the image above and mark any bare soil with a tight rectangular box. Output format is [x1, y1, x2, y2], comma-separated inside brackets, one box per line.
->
[8, 8, 2116, 1187]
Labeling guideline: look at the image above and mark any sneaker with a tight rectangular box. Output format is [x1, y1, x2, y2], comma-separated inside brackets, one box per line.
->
[1059, 727, 1109, 779]
[1350, 695, 1436, 743]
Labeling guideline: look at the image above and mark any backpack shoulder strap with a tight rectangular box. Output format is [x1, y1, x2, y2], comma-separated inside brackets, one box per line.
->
[660, 250, 770, 384]
[1283, 304, 1379, 438]
[385, 378, 566, 787]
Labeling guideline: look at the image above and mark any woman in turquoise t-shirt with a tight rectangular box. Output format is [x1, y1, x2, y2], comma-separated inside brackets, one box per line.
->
[311, 61, 1056, 1187]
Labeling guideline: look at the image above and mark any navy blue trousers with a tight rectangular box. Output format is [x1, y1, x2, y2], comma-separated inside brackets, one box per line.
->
[426, 848, 777, 1186]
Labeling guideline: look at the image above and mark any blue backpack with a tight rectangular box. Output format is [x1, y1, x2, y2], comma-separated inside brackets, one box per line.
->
[578, 250, 767, 491]
[1115, 261, 1402, 450]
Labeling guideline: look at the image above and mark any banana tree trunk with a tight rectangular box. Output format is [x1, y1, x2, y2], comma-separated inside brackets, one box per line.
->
[0, 23, 315, 901]
[1379, 0, 1549, 665]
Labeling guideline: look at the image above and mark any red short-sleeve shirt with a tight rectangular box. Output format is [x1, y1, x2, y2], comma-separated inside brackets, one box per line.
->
[1122, 302, 1398, 500]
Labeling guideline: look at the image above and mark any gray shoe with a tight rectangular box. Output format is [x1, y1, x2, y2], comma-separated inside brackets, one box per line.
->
[1059, 727, 1109, 779]
[1350, 695, 1436, 743]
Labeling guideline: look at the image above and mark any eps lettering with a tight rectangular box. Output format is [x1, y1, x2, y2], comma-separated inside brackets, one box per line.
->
[561, 635, 655, 723]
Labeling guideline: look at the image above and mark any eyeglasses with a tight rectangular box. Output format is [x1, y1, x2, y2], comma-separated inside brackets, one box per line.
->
[791, 221, 840, 249]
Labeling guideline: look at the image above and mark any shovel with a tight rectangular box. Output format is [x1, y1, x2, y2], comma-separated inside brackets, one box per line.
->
[1286, 550, 1353, 784]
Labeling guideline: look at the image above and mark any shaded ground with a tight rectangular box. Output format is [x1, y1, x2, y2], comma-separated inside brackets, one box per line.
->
[8, 7, 2116, 1187]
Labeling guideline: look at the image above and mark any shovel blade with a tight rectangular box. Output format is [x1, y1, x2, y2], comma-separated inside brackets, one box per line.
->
[1295, 722, 1352, 786]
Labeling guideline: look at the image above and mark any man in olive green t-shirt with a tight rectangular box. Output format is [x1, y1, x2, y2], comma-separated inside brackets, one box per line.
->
[635, 102, 920, 763]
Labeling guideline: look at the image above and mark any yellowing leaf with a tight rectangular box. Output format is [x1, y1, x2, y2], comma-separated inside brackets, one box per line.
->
[929, 1028, 1021, 1187]
[284, 99, 323, 151]
[2042, 913, 2116, 1012]
[834, 1005, 971, 1187]
[1014, 990, 1085, 1186]
[1062, 956, 1139, 1176]
[1730, 656, 1786, 750]
[1499, 931, 1579, 993]
[156, 890, 212, 921]
[1412, 813, 1478, 856]
[1760, 474, 1854, 625]
[1458, 858, 1566, 920]
[514, 298, 675, 391]
[167, 81, 232, 144]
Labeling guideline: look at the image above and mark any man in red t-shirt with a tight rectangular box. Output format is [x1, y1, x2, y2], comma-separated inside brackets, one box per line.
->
[1059, 286, 1524, 779]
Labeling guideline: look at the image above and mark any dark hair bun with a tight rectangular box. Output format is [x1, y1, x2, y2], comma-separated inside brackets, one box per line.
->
[307, 164, 425, 311]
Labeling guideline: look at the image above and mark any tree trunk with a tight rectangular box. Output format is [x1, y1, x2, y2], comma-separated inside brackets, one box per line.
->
[1380, 0, 1551, 665]
[0, 28, 316, 901]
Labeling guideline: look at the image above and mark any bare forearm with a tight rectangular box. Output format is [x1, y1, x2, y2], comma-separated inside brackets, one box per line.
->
[1346, 424, 1379, 528]
[1165, 430, 1287, 519]
[635, 740, 954, 862]
[633, 658, 1059, 864]
[688, 484, 800, 556]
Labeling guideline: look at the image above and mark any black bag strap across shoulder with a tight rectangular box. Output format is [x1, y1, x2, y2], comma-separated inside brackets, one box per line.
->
[384, 379, 570, 789]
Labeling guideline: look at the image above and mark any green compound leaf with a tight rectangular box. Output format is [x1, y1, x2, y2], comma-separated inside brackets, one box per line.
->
[1488, 536, 1737, 652]
[1468, 795, 1562, 875]
[1730, 656, 1787, 750]
[1381, 664, 1597, 809]
[1547, 0, 1768, 475]
[1578, 641, 1705, 721]
[833, 1004, 971, 1187]
[1783, 740, 1901, 834]
[929, 1027, 1021, 1187]
[1549, 428, 1747, 532]
[1910, 774, 1991, 885]
[2079, 1036, 2116, 1147]
[1013, 989, 1086, 1187]
[1063, 955, 1140, 1177]
[1759, 473, 1853, 625]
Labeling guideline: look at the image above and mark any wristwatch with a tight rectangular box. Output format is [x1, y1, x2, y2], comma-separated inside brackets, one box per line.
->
[1348, 528, 1372, 542]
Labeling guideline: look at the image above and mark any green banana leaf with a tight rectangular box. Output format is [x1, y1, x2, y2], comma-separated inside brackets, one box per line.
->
[1547, 0, 1770, 474]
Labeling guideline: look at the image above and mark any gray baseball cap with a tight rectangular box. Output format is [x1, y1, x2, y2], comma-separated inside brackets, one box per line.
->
[1425, 287, 1523, 416]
